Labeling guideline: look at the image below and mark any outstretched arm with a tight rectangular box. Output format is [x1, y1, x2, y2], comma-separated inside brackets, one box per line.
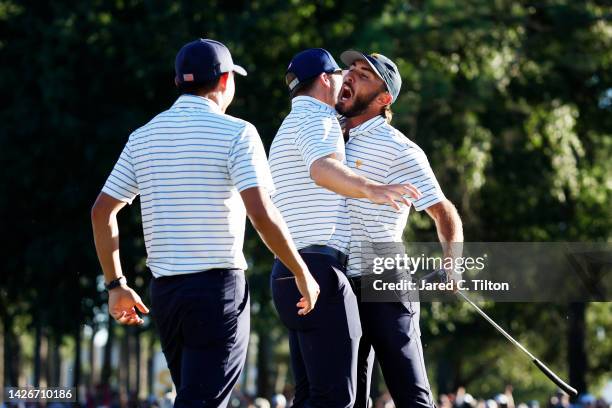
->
[426, 199, 464, 284]
[426, 199, 463, 244]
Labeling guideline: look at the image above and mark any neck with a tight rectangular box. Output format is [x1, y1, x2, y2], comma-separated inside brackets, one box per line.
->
[343, 109, 381, 134]
[201, 92, 225, 113]
[303, 88, 334, 108]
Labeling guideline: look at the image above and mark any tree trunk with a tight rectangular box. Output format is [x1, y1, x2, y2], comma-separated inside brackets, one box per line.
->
[130, 327, 140, 395]
[274, 362, 287, 394]
[138, 329, 148, 400]
[129, 327, 138, 396]
[101, 318, 114, 385]
[89, 325, 97, 387]
[147, 334, 155, 398]
[0, 317, 4, 404]
[3, 314, 21, 387]
[34, 320, 42, 386]
[435, 352, 453, 394]
[568, 302, 587, 399]
[256, 331, 271, 399]
[40, 331, 48, 387]
[47, 335, 61, 387]
[119, 328, 129, 398]
[74, 323, 82, 403]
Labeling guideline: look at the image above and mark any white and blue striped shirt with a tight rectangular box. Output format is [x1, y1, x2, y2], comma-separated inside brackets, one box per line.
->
[268, 96, 350, 254]
[101, 95, 275, 277]
[345, 116, 445, 276]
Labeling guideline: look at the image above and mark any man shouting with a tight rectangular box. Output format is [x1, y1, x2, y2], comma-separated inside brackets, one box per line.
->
[336, 50, 464, 408]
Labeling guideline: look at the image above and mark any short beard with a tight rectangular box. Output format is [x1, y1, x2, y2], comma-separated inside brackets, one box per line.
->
[336, 89, 380, 118]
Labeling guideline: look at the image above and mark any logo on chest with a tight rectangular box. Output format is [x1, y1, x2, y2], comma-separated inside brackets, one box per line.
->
[355, 159, 363, 168]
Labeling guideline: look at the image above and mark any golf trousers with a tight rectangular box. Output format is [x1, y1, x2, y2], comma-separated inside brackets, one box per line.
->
[271, 251, 361, 408]
[150, 268, 249, 408]
[350, 276, 435, 408]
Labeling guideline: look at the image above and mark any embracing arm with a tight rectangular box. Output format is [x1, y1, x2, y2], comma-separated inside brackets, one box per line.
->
[310, 154, 421, 210]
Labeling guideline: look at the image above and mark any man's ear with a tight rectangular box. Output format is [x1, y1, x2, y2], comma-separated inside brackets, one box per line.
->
[218, 72, 230, 91]
[377, 92, 393, 107]
[319, 72, 331, 89]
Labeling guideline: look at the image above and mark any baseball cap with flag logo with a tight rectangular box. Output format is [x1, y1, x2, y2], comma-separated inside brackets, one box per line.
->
[340, 50, 402, 103]
[175, 39, 247, 85]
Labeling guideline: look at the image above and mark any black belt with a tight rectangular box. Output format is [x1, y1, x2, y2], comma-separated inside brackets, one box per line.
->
[299, 244, 348, 268]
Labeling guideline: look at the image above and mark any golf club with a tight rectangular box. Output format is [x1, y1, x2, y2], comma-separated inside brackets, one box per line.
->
[423, 270, 578, 396]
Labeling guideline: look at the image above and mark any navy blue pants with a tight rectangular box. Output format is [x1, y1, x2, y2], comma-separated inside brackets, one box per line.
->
[351, 277, 435, 408]
[150, 269, 249, 408]
[271, 253, 361, 408]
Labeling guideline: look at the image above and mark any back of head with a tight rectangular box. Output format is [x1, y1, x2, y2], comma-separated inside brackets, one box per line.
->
[285, 48, 341, 99]
[174, 38, 247, 97]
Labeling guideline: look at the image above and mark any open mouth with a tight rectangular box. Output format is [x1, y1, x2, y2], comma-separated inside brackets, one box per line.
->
[339, 84, 353, 102]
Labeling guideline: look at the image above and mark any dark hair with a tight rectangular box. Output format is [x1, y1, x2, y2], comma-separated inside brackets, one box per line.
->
[176, 75, 222, 95]
[285, 72, 319, 98]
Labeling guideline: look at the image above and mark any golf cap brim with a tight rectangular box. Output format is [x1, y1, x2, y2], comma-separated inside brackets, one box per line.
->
[233, 64, 247, 76]
[340, 50, 384, 84]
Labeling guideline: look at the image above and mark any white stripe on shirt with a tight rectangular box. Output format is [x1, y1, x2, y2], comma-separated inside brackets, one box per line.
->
[345, 115, 445, 276]
[268, 96, 350, 254]
[101, 95, 274, 277]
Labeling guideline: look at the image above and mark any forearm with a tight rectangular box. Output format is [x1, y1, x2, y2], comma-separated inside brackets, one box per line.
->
[310, 157, 375, 198]
[91, 212, 124, 283]
[427, 199, 464, 260]
[435, 201, 463, 244]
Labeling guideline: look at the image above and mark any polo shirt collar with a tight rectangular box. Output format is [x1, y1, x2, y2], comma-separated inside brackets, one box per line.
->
[172, 94, 222, 113]
[291, 96, 336, 115]
[348, 115, 386, 138]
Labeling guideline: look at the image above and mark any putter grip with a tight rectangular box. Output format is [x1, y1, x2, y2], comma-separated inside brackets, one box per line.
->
[532, 359, 577, 396]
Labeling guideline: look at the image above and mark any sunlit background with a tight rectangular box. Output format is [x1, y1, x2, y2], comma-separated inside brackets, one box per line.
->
[0, 0, 610, 407]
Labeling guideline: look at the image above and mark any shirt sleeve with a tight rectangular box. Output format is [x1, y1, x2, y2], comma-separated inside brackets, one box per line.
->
[228, 123, 275, 194]
[386, 147, 445, 211]
[295, 115, 342, 171]
[101, 139, 139, 204]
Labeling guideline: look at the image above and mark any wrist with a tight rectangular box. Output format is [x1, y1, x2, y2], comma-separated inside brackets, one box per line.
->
[362, 179, 379, 198]
[293, 263, 309, 279]
[105, 276, 127, 291]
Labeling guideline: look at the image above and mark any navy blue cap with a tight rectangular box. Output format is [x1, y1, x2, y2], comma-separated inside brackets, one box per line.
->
[175, 39, 246, 85]
[286, 48, 341, 93]
[340, 50, 402, 103]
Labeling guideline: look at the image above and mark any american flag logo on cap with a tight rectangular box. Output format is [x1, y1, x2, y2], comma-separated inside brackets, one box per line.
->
[183, 73, 194, 82]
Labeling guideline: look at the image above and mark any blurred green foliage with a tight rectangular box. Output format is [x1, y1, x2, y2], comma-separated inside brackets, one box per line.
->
[0, 0, 610, 402]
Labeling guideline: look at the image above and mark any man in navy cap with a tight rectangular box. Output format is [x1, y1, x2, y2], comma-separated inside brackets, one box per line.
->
[336, 50, 464, 408]
[268, 49, 422, 408]
[91, 39, 320, 407]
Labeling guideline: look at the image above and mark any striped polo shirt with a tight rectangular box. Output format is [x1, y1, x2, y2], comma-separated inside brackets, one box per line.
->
[101, 94, 275, 277]
[268, 96, 350, 254]
[345, 115, 445, 276]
